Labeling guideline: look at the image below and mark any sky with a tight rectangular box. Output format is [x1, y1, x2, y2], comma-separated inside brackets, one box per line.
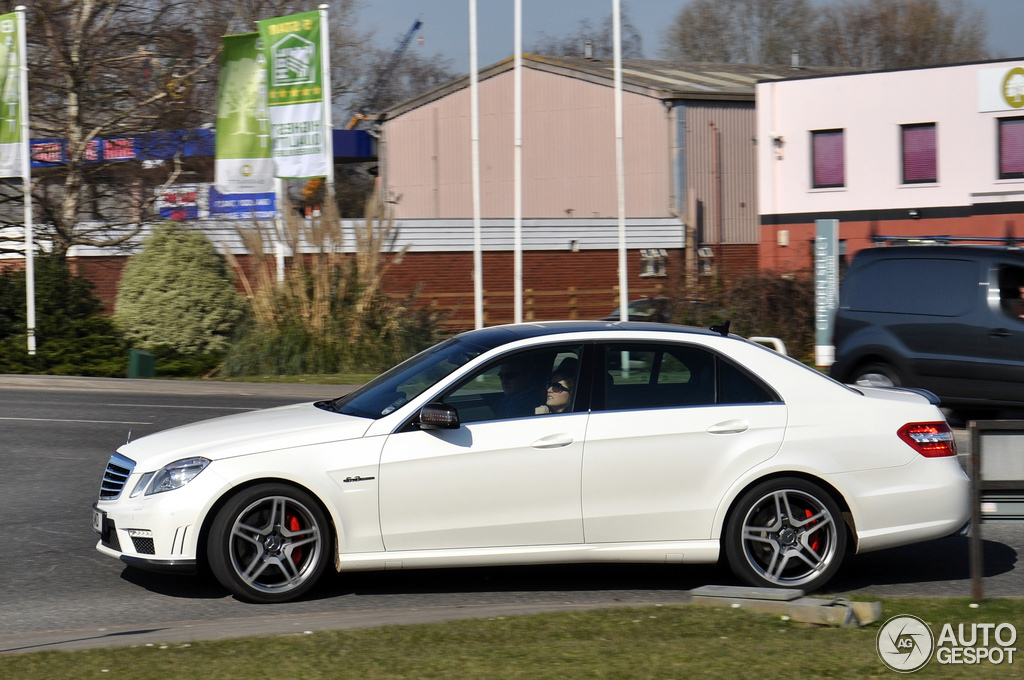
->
[356, 0, 1024, 74]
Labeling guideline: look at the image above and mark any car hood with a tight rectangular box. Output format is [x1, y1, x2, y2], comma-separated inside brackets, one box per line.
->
[118, 402, 373, 469]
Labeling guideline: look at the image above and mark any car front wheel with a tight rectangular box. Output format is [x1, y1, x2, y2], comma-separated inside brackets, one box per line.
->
[208, 483, 330, 603]
[725, 478, 847, 591]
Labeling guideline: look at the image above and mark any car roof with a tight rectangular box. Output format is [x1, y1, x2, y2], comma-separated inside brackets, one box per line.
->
[452, 320, 722, 352]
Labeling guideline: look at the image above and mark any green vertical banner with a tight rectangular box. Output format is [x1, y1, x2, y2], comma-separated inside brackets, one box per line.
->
[0, 11, 22, 178]
[814, 219, 839, 367]
[215, 32, 274, 193]
[257, 11, 329, 179]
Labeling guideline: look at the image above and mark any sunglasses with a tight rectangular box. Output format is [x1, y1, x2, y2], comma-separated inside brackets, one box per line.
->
[547, 382, 570, 394]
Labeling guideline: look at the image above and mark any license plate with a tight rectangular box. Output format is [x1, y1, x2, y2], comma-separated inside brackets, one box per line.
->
[92, 506, 105, 534]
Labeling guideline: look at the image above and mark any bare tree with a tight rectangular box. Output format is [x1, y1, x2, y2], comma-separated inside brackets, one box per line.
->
[810, 0, 989, 69]
[0, 0, 372, 257]
[530, 4, 645, 60]
[661, 0, 988, 68]
[5, 0, 230, 256]
[661, 0, 814, 64]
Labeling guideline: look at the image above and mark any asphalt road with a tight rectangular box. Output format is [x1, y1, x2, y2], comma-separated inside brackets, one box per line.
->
[0, 375, 1021, 655]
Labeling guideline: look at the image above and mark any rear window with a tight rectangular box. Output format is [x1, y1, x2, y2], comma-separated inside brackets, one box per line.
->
[844, 258, 976, 316]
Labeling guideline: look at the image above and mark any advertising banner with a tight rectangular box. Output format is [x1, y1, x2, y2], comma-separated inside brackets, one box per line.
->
[0, 12, 22, 177]
[978, 64, 1024, 113]
[257, 11, 329, 179]
[215, 32, 274, 193]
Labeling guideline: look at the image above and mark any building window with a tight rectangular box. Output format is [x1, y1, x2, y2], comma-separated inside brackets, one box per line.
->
[639, 249, 667, 277]
[811, 129, 844, 189]
[999, 117, 1024, 180]
[902, 123, 937, 184]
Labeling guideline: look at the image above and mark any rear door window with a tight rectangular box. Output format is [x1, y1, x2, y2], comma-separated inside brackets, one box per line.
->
[845, 258, 976, 316]
[599, 343, 778, 411]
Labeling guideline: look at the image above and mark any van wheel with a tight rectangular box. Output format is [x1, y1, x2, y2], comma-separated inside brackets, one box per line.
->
[853, 362, 901, 388]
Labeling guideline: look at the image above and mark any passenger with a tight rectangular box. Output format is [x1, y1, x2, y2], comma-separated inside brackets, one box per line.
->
[495, 357, 546, 418]
[536, 357, 579, 414]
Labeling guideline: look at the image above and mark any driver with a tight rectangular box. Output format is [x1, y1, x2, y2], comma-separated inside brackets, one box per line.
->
[494, 356, 546, 418]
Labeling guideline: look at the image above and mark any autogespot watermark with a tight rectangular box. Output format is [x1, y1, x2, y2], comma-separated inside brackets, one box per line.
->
[876, 615, 1018, 673]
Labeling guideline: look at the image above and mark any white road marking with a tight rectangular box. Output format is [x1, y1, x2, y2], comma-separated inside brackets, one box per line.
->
[0, 417, 152, 425]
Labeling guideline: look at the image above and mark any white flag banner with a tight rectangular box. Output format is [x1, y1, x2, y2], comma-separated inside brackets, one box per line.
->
[215, 32, 275, 193]
[0, 11, 23, 178]
[258, 11, 329, 179]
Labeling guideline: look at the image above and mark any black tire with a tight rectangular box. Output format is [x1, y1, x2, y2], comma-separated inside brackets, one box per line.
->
[207, 483, 330, 603]
[852, 362, 901, 388]
[724, 478, 847, 592]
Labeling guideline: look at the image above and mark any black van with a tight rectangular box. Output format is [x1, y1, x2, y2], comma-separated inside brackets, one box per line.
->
[830, 245, 1024, 410]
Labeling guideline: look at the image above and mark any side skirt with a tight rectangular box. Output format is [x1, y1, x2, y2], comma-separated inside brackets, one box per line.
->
[335, 540, 721, 572]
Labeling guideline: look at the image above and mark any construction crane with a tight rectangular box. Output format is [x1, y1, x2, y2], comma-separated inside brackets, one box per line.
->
[345, 18, 422, 130]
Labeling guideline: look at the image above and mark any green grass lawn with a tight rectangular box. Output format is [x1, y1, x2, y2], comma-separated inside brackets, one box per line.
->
[2, 598, 1021, 679]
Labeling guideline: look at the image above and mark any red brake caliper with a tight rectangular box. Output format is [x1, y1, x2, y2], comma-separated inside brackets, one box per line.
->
[805, 509, 820, 553]
[287, 515, 303, 565]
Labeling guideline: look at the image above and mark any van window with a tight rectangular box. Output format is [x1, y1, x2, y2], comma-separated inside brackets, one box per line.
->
[845, 258, 975, 316]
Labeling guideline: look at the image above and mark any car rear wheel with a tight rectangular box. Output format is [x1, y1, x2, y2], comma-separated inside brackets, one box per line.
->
[725, 478, 847, 591]
[208, 484, 330, 603]
[853, 362, 901, 388]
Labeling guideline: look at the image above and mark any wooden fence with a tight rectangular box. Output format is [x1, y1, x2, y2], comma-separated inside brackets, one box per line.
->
[392, 284, 666, 332]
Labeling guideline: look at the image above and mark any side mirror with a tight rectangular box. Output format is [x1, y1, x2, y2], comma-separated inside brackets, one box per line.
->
[418, 402, 460, 429]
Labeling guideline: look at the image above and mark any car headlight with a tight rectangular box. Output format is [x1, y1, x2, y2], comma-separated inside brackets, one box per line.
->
[134, 457, 211, 496]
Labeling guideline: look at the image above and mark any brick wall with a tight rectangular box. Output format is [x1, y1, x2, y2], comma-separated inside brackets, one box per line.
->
[64, 248, 684, 331]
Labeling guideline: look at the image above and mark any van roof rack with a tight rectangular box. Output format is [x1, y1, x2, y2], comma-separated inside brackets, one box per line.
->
[871, 234, 1020, 247]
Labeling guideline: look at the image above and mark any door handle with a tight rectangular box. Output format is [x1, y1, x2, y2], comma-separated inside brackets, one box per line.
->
[532, 434, 574, 449]
[707, 419, 749, 435]
[989, 328, 1012, 338]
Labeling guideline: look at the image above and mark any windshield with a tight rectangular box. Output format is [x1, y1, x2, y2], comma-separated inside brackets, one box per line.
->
[321, 338, 487, 419]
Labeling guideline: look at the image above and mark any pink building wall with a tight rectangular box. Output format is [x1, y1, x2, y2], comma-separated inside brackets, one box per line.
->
[381, 66, 673, 220]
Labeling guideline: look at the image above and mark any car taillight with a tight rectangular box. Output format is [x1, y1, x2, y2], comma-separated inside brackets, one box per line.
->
[897, 422, 957, 458]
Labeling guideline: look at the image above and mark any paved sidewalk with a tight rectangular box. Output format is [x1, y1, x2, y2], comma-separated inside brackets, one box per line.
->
[0, 373, 356, 399]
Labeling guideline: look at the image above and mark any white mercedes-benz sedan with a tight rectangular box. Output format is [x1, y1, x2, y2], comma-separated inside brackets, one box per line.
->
[93, 321, 970, 603]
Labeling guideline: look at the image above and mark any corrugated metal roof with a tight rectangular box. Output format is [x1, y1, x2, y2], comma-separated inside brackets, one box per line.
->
[382, 56, 845, 120]
[46, 218, 683, 258]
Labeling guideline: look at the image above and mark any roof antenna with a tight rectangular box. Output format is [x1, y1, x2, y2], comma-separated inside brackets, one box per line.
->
[710, 320, 731, 337]
[126, 429, 132, 445]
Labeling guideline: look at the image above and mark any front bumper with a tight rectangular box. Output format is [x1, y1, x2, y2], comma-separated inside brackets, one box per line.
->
[92, 464, 229, 571]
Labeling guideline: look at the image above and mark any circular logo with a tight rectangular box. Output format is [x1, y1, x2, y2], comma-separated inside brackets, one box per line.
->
[240, 164, 253, 177]
[877, 615, 934, 673]
[1003, 67, 1024, 109]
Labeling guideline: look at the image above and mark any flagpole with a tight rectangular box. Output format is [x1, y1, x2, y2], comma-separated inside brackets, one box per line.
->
[513, 0, 522, 324]
[469, 0, 483, 329]
[319, 4, 334, 193]
[613, 0, 628, 323]
[16, 5, 33, 354]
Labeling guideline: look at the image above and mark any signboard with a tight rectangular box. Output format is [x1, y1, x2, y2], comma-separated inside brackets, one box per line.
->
[814, 219, 839, 367]
[208, 186, 275, 220]
[155, 184, 199, 221]
[257, 11, 329, 179]
[215, 32, 274, 193]
[153, 183, 275, 221]
[978, 64, 1024, 112]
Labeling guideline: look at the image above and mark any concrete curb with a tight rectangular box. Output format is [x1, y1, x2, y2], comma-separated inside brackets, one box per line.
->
[0, 599, 690, 655]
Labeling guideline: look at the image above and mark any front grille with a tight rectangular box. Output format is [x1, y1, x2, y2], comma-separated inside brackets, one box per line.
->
[131, 537, 155, 555]
[99, 453, 136, 500]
